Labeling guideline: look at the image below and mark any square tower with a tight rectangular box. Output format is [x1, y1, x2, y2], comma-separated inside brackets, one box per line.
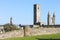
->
[34, 4, 40, 25]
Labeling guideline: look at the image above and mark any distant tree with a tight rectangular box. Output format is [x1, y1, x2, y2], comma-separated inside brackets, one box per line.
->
[4, 23, 19, 32]
[42, 24, 44, 27]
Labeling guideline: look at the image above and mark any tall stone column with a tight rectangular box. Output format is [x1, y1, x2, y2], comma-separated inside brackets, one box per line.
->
[10, 17, 12, 25]
[52, 12, 55, 25]
[47, 11, 51, 25]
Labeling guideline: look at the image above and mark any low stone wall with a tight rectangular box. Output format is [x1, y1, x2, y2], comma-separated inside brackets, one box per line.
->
[30, 27, 60, 36]
[0, 30, 24, 39]
[0, 27, 60, 39]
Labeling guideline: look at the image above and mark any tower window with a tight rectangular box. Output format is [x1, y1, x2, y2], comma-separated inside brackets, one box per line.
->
[38, 7, 39, 9]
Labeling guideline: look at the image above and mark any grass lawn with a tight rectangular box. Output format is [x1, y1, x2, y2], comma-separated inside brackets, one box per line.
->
[2, 33, 60, 40]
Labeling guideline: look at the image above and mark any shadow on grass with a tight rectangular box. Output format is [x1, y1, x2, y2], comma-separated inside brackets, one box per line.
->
[36, 38, 60, 40]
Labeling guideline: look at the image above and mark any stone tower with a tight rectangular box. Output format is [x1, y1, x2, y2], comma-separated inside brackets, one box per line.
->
[34, 4, 40, 25]
[47, 11, 51, 25]
[10, 17, 12, 25]
[52, 12, 55, 25]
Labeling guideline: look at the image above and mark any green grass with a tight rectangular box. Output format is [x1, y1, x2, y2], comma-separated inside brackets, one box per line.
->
[2, 33, 60, 40]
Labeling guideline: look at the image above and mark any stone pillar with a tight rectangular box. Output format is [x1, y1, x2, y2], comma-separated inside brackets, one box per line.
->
[47, 11, 51, 25]
[52, 12, 55, 25]
[24, 26, 31, 36]
[10, 17, 12, 25]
